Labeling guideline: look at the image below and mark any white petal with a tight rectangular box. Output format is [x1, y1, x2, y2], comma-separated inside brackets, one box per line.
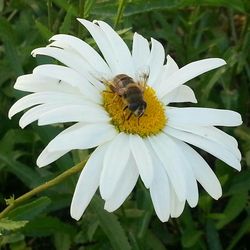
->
[168, 124, 241, 160]
[170, 187, 186, 218]
[46, 122, 117, 151]
[164, 55, 179, 76]
[96, 20, 134, 77]
[147, 38, 165, 87]
[153, 55, 179, 91]
[77, 19, 120, 75]
[159, 58, 226, 98]
[100, 133, 130, 200]
[32, 47, 101, 88]
[8, 92, 88, 119]
[33, 65, 100, 103]
[149, 134, 186, 201]
[129, 134, 153, 188]
[70, 143, 108, 220]
[150, 134, 198, 208]
[14, 74, 77, 93]
[32, 47, 90, 72]
[149, 148, 170, 222]
[37, 148, 69, 168]
[45, 41, 105, 91]
[31, 47, 91, 73]
[49, 34, 111, 76]
[167, 107, 242, 127]
[171, 138, 199, 207]
[164, 126, 241, 171]
[38, 104, 110, 125]
[177, 141, 222, 200]
[161, 85, 197, 105]
[132, 32, 150, 73]
[104, 155, 139, 212]
[19, 103, 62, 128]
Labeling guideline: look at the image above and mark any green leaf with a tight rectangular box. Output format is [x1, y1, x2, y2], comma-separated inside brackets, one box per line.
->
[59, 6, 73, 33]
[235, 126, 250, 141]
[0, 16, 17, 42]
[92, 0, 178, 17]
[8, 197, 51, 221]
[181, 0, 246, 13]
[3, 40, 24, 76]
[181, 208, 203, 248]
[0, 0, 4, 12]
[206, 219, 223, 250]
[23, 216, 76, 237]
[0, 218, 28, 232]
[136, 183, 154, 240]
[6, 239, 29, 250]
[0, 17, 23, 76]
[52, 0, 77, 16]
[227, 170, 250, 195]
[201, 66, 227, 100]
[226, 216, 250, 250]
[0, 232, 25, 245]
[90, 195, 131, 250]
[0, 154, 42, 188]
[84, 0, 96, 18]
[216, 192, 248, 229]
[54, 232, 72, 250]
[144, 229, 166, 250]
[0, 129, 37, 154]
[87, 220, 99, 241]
[92, 0, 246, 17]
[181, 230, 203, 248]
[35, 20, 53, 40]
[46, 194, 71, 212]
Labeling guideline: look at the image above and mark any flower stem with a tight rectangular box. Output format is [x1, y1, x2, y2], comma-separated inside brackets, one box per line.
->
[114, 0, 126, 29]
[0, 161, 86, 219]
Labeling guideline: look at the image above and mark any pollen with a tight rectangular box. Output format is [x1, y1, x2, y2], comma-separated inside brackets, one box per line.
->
[102, 86, 167, 137]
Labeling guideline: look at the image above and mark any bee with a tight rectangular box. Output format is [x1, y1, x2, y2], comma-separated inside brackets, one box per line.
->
[102, 73, 149, 121]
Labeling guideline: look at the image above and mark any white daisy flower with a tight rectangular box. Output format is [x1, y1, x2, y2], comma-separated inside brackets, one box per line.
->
[9, 19, 242, 222]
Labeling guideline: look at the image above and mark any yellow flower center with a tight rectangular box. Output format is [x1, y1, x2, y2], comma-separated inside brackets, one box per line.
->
[102, 86, 167, 137]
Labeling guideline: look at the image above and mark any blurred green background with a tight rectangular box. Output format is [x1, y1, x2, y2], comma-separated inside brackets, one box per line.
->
[0, 0, 250, 249]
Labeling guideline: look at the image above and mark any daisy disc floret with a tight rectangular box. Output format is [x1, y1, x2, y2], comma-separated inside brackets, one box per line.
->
[103, 85, 167, 136]
[9, 19, 242, 222]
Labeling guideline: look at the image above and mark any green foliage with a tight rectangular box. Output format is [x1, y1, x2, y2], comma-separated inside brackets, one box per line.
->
[90, 195, 131, 250]
[0, 0, 249, 249]
[8, 196, 52, 221]
[0, 218, 28, 232]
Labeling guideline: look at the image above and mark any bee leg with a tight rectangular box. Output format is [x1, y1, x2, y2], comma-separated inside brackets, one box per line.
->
[109, 85, 118, 93]
[137, 113, 144, 125]
[137, 116, 141, 125]
[105, 94, 119, 108]
[126, 112, 133, 121]
[122, 106, 128, 123]
[102, 90, 113, 93]
[108, 94, 119, 106]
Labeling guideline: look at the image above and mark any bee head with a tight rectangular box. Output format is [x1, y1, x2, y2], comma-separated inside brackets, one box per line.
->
[128, 101, 147, 117]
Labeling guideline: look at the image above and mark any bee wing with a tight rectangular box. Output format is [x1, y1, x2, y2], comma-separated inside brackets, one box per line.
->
[100, 77, 127, 96]
[135, 66, 150, 89]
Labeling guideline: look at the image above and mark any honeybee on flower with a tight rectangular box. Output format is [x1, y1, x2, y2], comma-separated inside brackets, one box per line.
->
[9, 19, 242, 222]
